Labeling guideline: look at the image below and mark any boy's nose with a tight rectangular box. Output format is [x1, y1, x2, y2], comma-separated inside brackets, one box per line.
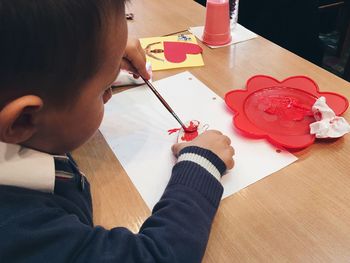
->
[103, 87, 113, 104]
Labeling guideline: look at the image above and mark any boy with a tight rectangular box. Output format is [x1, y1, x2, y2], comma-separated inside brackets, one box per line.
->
[0, 0, 235, 262]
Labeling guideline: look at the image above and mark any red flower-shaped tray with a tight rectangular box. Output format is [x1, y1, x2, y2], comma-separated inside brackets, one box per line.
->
[225, 75, 349, 149]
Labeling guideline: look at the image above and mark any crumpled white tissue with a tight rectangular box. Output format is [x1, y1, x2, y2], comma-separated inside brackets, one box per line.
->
[112, 62, 152, 87]
[309, 96, 350, 138]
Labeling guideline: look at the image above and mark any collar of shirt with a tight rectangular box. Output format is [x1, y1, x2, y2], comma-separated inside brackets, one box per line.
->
[0, 142, 57, 193]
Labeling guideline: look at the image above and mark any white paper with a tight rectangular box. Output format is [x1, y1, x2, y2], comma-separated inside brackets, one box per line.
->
[189, 24, 258, 49]
[100, 72, 297, 209]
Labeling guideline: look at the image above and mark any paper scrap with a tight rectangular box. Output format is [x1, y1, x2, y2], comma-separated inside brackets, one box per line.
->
[189, 24, 258, 48]
[100, 72, 297, 209]
[310, 96, 350, 138]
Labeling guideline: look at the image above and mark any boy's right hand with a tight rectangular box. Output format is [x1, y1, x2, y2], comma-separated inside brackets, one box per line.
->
[121, 38, 150, 80]
[172, 130, 235, 170]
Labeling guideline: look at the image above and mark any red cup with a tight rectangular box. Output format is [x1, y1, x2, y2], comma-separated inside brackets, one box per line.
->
[202, 0, 231, 46]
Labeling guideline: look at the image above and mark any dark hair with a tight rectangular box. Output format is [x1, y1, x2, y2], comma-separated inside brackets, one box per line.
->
[0, 0, 126, 107]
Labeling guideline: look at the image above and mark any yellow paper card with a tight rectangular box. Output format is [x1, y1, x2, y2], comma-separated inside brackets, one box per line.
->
[139, 34, 204, 71]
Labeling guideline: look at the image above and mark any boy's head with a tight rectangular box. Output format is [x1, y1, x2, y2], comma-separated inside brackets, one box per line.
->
[0, 0, 127, 154]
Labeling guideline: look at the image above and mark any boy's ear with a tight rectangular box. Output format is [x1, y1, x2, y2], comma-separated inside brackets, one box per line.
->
[0, 95, 43, 144]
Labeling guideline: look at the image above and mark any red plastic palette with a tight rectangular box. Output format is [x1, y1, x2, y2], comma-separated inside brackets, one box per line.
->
[225, 75, 349, 149]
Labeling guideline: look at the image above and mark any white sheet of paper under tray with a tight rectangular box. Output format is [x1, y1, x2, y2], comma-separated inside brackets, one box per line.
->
[100, 72, 297, 209]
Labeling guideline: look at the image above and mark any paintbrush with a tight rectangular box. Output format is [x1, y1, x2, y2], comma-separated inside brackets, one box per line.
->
[141, 76, 195, 133]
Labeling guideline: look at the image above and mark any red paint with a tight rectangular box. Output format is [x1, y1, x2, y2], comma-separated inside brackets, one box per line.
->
[260, 96, 313, 121]
[181, 121, 199, 142]
[168, 121, 200, 141]
[314, 109, 322, 121]
[163, 42, 203, 63]
[181, 131, 198, 141]
[168, 128, 181, 135]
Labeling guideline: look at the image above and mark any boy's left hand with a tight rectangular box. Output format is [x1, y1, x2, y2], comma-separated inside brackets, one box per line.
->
[121, 38, 150, 80]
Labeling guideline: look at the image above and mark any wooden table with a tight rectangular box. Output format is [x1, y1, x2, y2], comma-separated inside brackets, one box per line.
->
[73, 0, 350, 262]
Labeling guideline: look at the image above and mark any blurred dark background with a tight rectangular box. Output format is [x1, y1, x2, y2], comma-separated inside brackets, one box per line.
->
[195, 0, 350, 81]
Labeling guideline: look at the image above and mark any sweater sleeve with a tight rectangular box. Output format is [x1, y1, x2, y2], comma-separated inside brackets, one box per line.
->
[0, 146, 225, 263]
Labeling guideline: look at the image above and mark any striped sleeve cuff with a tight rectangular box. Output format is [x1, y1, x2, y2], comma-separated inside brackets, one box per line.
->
[177, 153, 221, 181]
[168, 146, 226, 207]
[177, 147, 226, 181]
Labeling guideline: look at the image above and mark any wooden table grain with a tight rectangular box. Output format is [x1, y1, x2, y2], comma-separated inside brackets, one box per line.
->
[73, 0, 350, 262]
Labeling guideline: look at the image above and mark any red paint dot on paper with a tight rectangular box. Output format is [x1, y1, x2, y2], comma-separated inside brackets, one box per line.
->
[168, 128, 181, 135]
[181, 121, 199, 141]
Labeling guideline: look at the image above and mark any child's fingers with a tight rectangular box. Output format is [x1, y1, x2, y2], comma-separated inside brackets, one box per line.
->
[126, 54, 149, 79]
[226, 158, 235, 170]
[120, 59, 136, 73]
[205, 130, 222, 135]
[225, 146, 235, 169]
[229, 146, 235, 156]
[137, 42, 146, 62]
[222, 135, 231, 145]
[123, 39, 150, 80]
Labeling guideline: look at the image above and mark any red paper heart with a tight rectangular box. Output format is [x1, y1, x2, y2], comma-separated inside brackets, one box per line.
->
[163, 41, 203, 63]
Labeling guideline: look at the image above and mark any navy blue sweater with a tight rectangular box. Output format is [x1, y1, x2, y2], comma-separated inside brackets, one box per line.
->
[0, 146, 225, 263]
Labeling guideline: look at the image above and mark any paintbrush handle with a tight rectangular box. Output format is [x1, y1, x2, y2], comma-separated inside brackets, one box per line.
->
[141, 77, 187, 130]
